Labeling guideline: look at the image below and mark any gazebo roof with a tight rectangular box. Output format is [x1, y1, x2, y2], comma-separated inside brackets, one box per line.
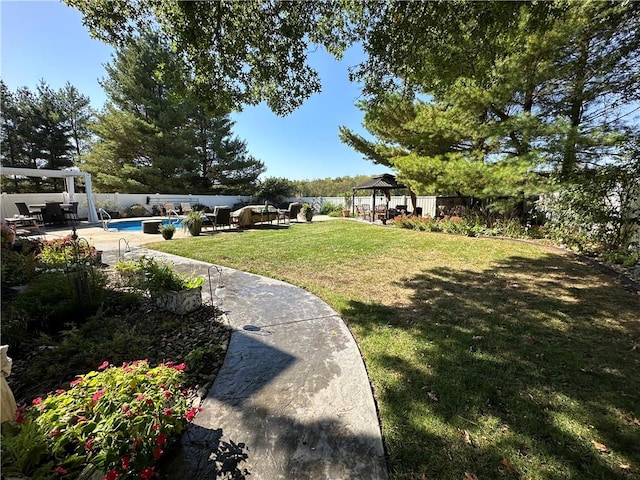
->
[352, 173, 405, 191]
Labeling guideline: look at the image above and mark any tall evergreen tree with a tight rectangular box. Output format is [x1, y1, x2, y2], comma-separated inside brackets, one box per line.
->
[341, 1, 640, 205]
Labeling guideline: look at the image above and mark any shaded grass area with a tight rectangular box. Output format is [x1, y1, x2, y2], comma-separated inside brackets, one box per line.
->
[146, 220, 640, 480]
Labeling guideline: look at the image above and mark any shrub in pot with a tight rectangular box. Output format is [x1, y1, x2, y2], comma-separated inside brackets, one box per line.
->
[300, 203, 314, 222]
[181, 210, 207, 236]
[158, 223, 176, 240]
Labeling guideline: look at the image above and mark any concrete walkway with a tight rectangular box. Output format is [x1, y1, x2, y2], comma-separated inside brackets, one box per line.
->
[99, 245, 388, 479]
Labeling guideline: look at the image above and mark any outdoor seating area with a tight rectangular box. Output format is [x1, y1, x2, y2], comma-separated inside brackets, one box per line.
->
[14, 201, 79, 228]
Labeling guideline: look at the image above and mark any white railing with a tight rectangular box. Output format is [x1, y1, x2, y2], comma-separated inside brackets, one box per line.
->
[97, 208, 111, 230]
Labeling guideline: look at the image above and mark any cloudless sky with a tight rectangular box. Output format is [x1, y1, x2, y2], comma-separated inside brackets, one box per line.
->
[1, 0, 391, 181]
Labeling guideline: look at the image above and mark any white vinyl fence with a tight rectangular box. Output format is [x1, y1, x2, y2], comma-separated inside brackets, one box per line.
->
[1, 192, 438, 223]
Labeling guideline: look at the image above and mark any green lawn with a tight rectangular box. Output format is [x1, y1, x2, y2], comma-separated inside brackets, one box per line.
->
[146, 220, 640, 480]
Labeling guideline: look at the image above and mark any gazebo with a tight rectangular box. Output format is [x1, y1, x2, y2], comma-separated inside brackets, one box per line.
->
[1, 167, 100, 223]
[351, 173, 407, 219]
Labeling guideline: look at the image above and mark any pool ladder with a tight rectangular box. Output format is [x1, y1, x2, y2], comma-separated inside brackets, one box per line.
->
[98, 208, 111, 231]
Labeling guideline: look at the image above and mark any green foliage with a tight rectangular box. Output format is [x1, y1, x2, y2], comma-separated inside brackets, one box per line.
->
[36, 235, 101, 270]
[541, 158, 640, 255]
[124, 204, 149, 217]
[389, 214, 531, 239]
[1, 247, 38, 287]
[292, 175, 374, 197]
[115, 257, 204, 293]
[180, 210, 207, 236]
[84, 32, 264, 194]
[8, 270, 108, 334]
[256, 177, 297, 206]
[0, 80, 94, 193]
[64, 1, 353, 115]
[319, 202, 342, 216]
[1, 360, 196, 480]
[340, 1, 640, 211]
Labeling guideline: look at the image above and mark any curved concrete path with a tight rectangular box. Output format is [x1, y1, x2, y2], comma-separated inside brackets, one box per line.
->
[103, 247, 388, 480]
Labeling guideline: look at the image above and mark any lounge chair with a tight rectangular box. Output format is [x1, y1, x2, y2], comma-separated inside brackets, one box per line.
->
[15, 202, 43, 223]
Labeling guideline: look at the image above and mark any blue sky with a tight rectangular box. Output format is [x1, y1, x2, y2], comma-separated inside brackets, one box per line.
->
[1, 0, 390, 181]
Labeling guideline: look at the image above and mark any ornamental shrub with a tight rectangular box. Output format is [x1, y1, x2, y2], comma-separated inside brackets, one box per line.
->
[1, 360, 200, 480]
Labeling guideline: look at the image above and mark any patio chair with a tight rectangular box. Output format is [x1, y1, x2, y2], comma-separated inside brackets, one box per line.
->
[357, 204, 372, 221]
[214, 206, 232, 229]
[279, 202, 301, 223]
[180, 203, 193, 215]
[15, 202, 42, 222]
[43, 202, 66, 226]
[63, 202, 79, 224]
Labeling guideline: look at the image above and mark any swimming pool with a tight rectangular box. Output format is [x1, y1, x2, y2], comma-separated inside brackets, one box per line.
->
[108, 219, 181, 232]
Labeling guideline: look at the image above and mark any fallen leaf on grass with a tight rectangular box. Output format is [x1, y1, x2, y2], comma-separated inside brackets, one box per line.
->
[501, 456, 516, 475]
[427, 391, 438, 402]
[620, 463, 631, 470]
[592, 440, 610, 454]
[460, 429, 475, 447]
[464, 472, 479, 480]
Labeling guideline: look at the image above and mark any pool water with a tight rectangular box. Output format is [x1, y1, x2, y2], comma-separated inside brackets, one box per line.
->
[109, 219, 181, 232]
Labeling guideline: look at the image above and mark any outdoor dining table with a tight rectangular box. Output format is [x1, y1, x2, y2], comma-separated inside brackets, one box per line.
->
[28, 203, 72, 226]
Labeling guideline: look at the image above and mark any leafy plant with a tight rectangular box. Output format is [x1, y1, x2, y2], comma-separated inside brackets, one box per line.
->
[1, 360, 199, 480]
[115, 257, 203, 293]
[301, 203, 314, 221]
[124, 204, 149, 217]
[181, 210, 207, 235]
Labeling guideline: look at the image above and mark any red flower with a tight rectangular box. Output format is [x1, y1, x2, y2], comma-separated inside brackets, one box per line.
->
[55, 466, 68, 475]
[152, 423, 159, 431]
[85, 438, 95, 451]
[92, 389, 106, 405]
[145, 398, 153, 405]
[98, 361, 109, 370]
[139, 467, 155, 479]
[103, 469, 119, 480]
[185, 407, 199, 422]
[51, 429, 61, 436]
[70, 377, 83, 387]
[136, 394, 145, 401]
[172, 363, 186, 371]
[55, 389, 66, 395]
[153, 447, 164, 459]
[156, 432, 167, 446]
[121, 404, 129, 412]
[163, 407, 172, 418]
[32, 397, 43, 405]
[15, 404, 26, 423]
[77, 416, 87, 423]
[121, 456, 130, 470]
[163, 390, 172, 399]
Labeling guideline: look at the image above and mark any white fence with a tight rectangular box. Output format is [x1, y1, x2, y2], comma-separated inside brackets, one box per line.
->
[1, 192, 438, 222]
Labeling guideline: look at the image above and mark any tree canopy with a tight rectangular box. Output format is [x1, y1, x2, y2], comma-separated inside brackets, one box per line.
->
[340, 1, 640, 204]
[64, 0, 357, 116]
[0, 80, 93, 192]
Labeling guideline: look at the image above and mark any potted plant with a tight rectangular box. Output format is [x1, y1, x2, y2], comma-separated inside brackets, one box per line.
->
[181, 210, 207, 236]
[343, 192, 352, 217]
[115, 257, 204, 314]
[158, 223, 176, 240]
[300, 203, 314, 222]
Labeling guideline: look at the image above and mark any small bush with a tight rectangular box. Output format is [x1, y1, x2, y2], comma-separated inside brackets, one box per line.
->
[124, 204, 150, 217]
[9, 270, 108, 333]
[115, 257, 204, 293]
[1, 360, 199, 480]
[319, 202, 342, 216]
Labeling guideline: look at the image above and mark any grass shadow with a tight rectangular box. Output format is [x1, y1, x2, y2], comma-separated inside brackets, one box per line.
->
[342, 252, 640, 479]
